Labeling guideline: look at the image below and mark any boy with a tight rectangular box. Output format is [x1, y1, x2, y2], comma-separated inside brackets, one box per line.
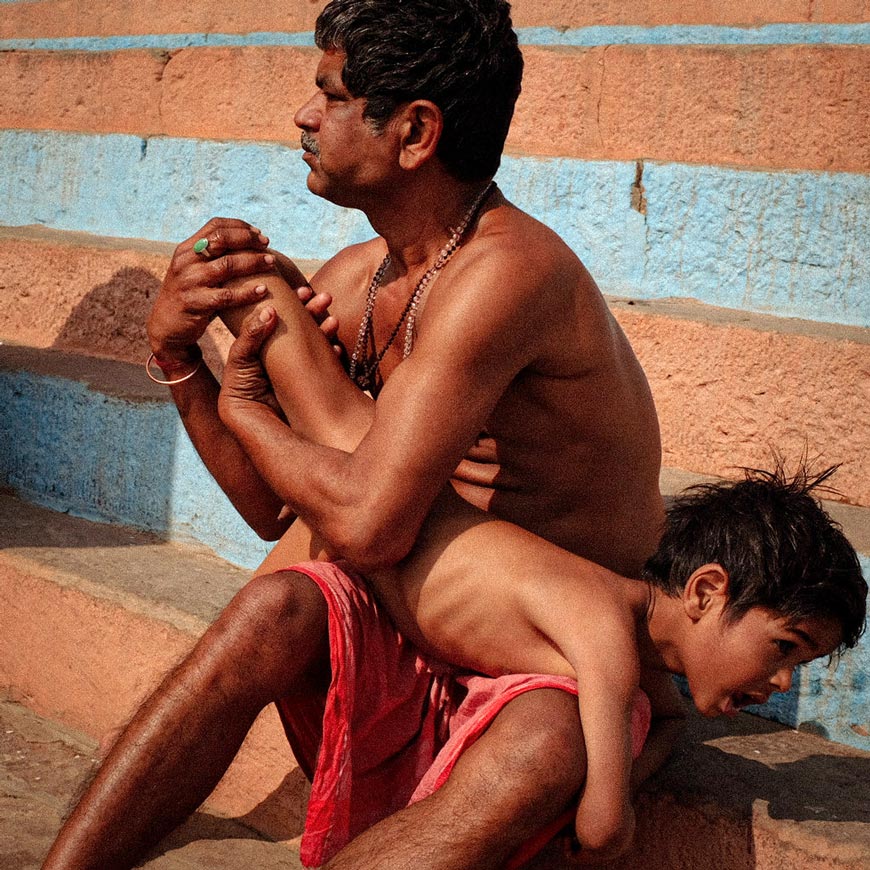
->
[217, 302, 866, 867]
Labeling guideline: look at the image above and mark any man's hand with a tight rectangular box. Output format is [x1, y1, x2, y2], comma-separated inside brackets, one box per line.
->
[148, 217, 277, 363]
[218, 305, 282, 428]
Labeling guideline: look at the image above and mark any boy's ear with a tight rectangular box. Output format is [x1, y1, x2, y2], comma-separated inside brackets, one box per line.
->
[683, 563, 729, 621]
[395, 100, 443, 171]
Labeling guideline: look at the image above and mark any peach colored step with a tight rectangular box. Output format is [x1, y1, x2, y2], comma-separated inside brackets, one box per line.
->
[1, 0, 865, 41]
[2, 44, 868, 172]
[2, 495, 869, 870]
[2, 227, 867, 509]
[615, 296, 870, 511]
[0, 494, 308, 844]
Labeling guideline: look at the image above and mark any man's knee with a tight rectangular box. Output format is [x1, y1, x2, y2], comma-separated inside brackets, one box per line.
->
[455, 689, 585, 808]
[218, 569, 329, 693]
[490, 689, 585, 792]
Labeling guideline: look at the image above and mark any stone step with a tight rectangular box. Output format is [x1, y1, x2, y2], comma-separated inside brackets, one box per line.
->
[0, 492, 309, 847]
[3, 0, 859, 40]
[2, 42, 866, 172]
[0, 698, 303, 869]
[2, 226, 868, 513]
[1, 317, 868, 749]
[2, 493, 869, 869]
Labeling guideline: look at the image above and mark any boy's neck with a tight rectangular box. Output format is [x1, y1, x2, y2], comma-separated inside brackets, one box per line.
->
[643, 586, 688, 675]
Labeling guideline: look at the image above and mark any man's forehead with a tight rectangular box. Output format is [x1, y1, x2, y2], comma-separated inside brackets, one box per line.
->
[315, 49, 349, 89]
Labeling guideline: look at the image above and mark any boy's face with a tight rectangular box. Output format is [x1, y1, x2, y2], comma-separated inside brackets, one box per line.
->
[684, 604, 842, 718]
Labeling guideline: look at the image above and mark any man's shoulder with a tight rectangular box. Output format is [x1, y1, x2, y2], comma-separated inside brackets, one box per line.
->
[310, 238, 386, 305]
[450, 201, 597, 307]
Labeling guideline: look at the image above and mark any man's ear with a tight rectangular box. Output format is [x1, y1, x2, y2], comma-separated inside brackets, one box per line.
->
[395, 100, 443, 171]
[683, 563, 729, 621]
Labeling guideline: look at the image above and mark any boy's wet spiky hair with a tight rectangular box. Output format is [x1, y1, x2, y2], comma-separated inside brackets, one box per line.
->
[643, 462, 867, 651]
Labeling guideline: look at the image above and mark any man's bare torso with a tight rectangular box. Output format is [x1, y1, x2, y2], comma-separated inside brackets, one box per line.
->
[319, 194, 664, 578]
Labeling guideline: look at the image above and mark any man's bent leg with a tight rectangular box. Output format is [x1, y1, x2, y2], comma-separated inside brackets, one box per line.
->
[324, 689, 585, 870]
[42, 570, 329, 870]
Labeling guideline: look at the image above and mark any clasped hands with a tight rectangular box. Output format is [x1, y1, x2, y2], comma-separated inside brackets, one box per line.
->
[146, 216, 340, 367]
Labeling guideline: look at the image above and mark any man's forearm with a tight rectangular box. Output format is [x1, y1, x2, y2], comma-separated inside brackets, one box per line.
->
[168, 364, 291, 539]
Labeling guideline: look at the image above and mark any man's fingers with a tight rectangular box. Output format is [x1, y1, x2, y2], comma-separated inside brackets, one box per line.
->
[191, 226, 271, 260]
[183, 217, 261, 248]
[302, 291, 334, 323]
[231, 306, 277, 357]
[205, 251, 277, 284]
[319, 314, 339, 339]
[200, 281, 268, 314]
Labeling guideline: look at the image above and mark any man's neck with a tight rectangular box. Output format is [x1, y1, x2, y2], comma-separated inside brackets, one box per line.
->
[366, 172, 494, 273]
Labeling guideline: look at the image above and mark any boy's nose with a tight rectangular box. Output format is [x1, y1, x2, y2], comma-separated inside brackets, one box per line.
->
[770, 666, 793, 693]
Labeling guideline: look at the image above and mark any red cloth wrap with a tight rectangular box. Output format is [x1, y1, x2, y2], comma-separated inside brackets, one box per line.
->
[275, 561, 650, 868]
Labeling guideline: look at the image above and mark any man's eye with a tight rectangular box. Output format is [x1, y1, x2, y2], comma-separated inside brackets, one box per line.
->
[776, 639, 796, 655]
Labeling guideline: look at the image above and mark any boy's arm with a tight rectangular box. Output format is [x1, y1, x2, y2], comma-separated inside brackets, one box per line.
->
[571, 656, 639, 861]
[528, 586, 641, 862]
[631, 670, 687, 791]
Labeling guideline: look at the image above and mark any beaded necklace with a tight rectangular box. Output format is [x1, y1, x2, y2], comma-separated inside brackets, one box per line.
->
[349, 180, 495, 390]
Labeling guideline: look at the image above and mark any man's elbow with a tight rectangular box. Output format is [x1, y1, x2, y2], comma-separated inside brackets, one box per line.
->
[326, 513, 417, 572]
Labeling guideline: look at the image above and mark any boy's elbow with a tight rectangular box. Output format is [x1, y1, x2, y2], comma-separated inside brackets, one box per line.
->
[575, 807, 635, 861]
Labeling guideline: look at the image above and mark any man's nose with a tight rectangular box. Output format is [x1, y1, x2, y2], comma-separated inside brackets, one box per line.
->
[770, 666, 794, 693]
[294, 95, 321, 131]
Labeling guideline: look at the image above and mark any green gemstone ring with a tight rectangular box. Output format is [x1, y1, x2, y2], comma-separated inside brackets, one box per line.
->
[193, 238, 210, 255]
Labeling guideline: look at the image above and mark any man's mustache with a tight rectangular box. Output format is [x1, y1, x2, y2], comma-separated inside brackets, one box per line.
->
[301, 132, 320, 157]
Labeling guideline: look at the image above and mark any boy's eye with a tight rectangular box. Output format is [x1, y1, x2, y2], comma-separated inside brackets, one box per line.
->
[775, 639, 796, 655]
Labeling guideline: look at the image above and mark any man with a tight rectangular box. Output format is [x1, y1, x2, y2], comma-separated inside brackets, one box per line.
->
[43, 1, 664, 867]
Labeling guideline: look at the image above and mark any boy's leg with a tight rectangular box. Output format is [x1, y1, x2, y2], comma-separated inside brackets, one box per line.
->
[325, 689, 585, 870]
[42, 570, 329, 870]
[220, 271, 374, 452]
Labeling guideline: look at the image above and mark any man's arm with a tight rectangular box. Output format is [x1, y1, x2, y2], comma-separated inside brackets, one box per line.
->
[219, 241, 547, 570]
[147, 219, 292, 539]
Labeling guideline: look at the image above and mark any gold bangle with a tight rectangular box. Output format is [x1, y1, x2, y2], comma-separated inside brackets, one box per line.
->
[145, 351, 203, 385]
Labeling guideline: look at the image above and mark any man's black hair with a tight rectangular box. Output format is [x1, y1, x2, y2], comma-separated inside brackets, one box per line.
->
[315, 0, 523, 182]
[643, 463, 867, 651]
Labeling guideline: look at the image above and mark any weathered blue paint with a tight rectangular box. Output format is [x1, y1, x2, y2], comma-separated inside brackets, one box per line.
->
[1, 360, 867, 749]
[0, 367, 270, 568]
[1, 130, 867, 327]
[2, 23, 870, 51]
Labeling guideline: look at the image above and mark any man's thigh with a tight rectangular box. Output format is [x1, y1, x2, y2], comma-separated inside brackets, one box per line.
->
[440, 687, 585, 828]
[325, 688, 585, 870]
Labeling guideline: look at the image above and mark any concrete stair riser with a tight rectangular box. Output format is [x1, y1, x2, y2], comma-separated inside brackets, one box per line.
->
[1, 0, 868, 40]
[1, 135, 868, 327]
[2, 44, 868, 173]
